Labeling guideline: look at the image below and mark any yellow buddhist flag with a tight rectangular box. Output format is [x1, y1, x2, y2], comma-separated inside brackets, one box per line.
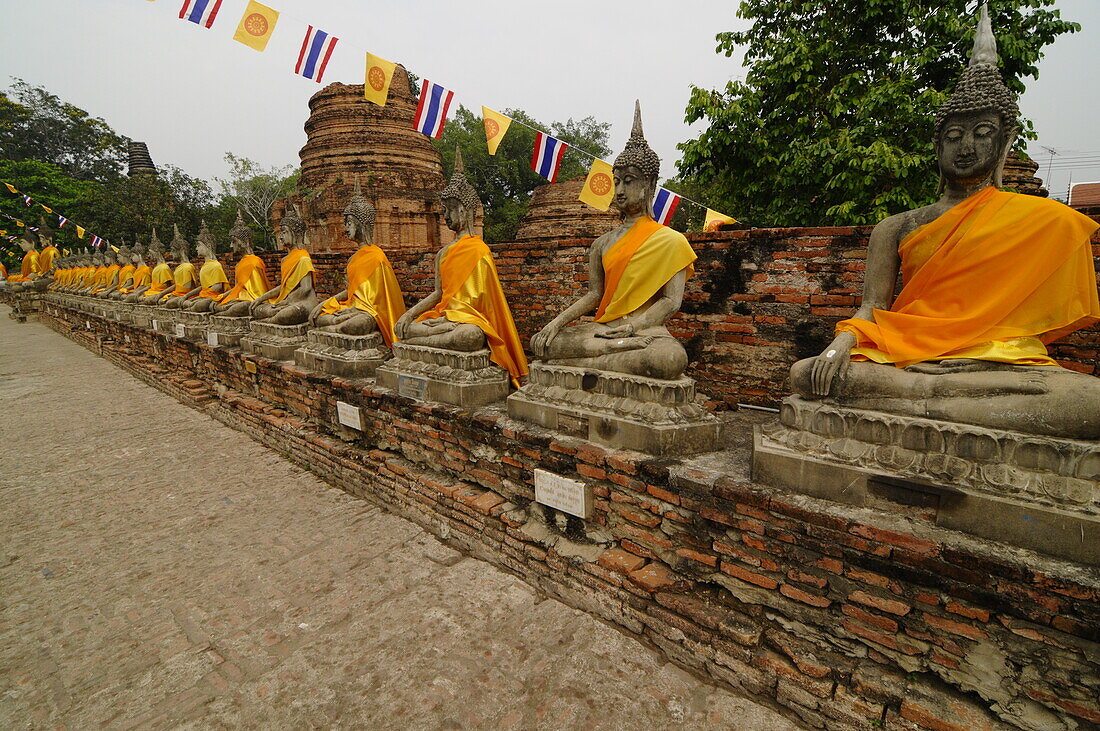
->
[76, 226, 85, 239]
[233, 1, 279, 52]
[40, 204, 52, 213]
[4, 182, 17, 194]
[578, 159, 615, 211]
[704, 208, 737, 232]
[364, 53, 397, 106]
[481, 107, 512, 156]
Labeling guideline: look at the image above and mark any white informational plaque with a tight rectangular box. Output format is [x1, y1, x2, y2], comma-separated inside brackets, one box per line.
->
[336, 400, 364, 431]
[151, 319, 158, 331]
[207, 331, 219, 347]
[534, 469, 592, 519]
[175, 324, 186, 338]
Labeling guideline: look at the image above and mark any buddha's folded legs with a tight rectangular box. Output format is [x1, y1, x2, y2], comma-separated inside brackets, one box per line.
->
[403, 322, 485, 351]
[190, 298, 216, 313]
[791, 359, 1100, 439]
[544, 324, 688, 380]
[265, 302, 310, 326]
[217, 301, 251, 318]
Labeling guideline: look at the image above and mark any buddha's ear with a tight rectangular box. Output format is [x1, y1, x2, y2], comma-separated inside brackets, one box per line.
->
[993, 124, 1020, 189]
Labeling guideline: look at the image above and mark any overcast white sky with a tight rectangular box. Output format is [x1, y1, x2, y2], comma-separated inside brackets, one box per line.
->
[0, 0, 1097, 202]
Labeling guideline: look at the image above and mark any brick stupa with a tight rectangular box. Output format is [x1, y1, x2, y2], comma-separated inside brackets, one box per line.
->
[276, 65, 453, 253]
[514, 176, 619, 245]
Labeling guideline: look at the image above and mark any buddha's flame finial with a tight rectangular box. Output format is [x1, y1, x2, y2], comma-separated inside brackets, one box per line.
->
[631, 99, 644, 138]
[454, 146, 465, 176]
[970, 2, 998, 67]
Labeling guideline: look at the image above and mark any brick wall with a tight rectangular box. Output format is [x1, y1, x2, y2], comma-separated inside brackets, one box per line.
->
[41, 303, 1100, 731]
[242, 225, 1100, 410]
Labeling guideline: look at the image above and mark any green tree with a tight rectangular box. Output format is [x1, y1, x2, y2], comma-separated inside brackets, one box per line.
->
[215, 153, 299, 248]
[0, 79, 129, 183]
[677, 1, 1080, 227]
[434, 106, 611, 242]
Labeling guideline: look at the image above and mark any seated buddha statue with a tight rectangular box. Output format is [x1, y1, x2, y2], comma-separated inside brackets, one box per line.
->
[309, 176, 406, 344]
[791, 4, 1100, 440]
[91, 246, 123, 297]
[97, 244, 133, 297]
[59, 251, 86, 292]
[159, 225, 200, 309]
[185, 221, 230, 312]
[530, 102, 697, 380]
[136, 232, 176, 304]
[32, 218, 60, 291]
[248, 204, 316, 325]
[213, 210, 271, 317]
[394, 148, 527, 385]
[113, 243, 151, 300]
[7, 229, 42, 285]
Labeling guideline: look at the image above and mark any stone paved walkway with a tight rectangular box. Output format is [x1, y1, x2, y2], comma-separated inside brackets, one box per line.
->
[0, 312, 797, 729]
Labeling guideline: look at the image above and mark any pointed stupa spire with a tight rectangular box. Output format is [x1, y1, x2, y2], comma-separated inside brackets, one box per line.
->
[970, 2, 998, 67]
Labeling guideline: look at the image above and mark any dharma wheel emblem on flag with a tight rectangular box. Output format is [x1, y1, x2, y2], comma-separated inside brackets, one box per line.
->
[589, 172, 612, 196]
[244, 12, 268, 35]
[368, 66, 387, 91]
[484, 118, 501, 140]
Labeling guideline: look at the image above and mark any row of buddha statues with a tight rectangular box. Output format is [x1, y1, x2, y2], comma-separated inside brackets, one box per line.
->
[9, 5, 1100, 463]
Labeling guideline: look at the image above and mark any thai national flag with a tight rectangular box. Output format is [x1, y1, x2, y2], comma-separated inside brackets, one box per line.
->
[413, 80, 454, 139]
[296, 26, 339, 83]
[652, 188, 682, 225]
[178, 0, 223, 29]
[58, 215, 69, 228]
[91, 235, 103, 248]
[530, 132, 568, 183]
[22, 195, 31, 207]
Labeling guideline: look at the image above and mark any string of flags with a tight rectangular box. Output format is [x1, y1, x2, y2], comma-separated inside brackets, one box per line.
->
[157, 0, 739, 229]
[1, 183, 103, 247]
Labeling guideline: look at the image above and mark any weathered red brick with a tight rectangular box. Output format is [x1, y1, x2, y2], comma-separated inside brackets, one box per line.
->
[849, 590, 911, 617]
[720, 562, 779, 590]
[675, 548, 717, 568]
[944, 600, 990, 623]
[628, 562, 679, 593]
[841, 604, 899, 633]
[780, 583, 831, 608]
[923, 612, 987, 640]
[598, 548, 646, 574]
[849, 524, 939, 556]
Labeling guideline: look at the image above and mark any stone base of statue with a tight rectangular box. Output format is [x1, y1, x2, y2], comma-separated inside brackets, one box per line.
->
[241, 321, 310, 361]
[752, 396, 1100, 564]
[295, 329, 388, 379]
[130, 304, 155, 330]
[507, 362, 721, 456]
[206, 315, 251, 348]
[149, 307, 180, 336]
[7, 291, 42, 323]
[174, 309, 212, 341]
[376, 343, 509, 407]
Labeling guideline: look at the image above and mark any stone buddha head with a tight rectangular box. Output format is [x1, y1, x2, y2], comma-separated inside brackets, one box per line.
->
[440, 147, 479, 238]
[132, 242, 146, 265]
[116, 243, 132, 263]
[170, 224, 191, 262]
[343, 174, 376, 245]
[933, 3, 1019, 191]
[38, 217, 55, 247]
[613, 101, 660, 219]
[148, 229, 166, 263]
[195, 220, 217, 260]
[229, 210, 253, 255]
[18, 228, 38, 253]
[278, 204, 307, 252]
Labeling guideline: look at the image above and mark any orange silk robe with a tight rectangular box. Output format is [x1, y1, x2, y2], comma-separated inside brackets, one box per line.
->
[121, 265, 151, 293]
[8, 250, 40, 281]
[39, 245, 59, 272]
[116, 265, 136, 291]
[838, 187, 1100, 368]
[197, 260, 230, 299]
[319, 244, 406, 346]
[269, 249, 314, 304]
[595, 216, 697, 323]
[93, 265, 120, 293]
[218, 254, 271, 303]
[0, 262, 6, 279]
[417, 235, 527, 384]
[167, 262, 198, 296]
[144, 262, 173, 298]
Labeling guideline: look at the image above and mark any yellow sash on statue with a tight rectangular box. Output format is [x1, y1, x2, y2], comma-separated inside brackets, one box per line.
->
[8, 250, 40, 281]
[270, 248, 314, 304]
[320, 244, 406, 346]
[595, 216, 697, 323]
[197, 259, 230, 299]
[143, 262, 173, 297]
[121, 265, 151, 293]
[168, 261, 198, 296]
[93, 265, 121, 293]
[39, 246, 59, 272]
[115, 264, 136, 290]
[218, 254, 271, 303]
[838, 186, 1100, 368]
[417, 235, 527, 384]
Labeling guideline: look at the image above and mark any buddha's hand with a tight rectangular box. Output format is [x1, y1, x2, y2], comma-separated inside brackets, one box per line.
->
[596, 322, 636, 339]
[531, 323, 560, 358]
[809, 331, 856, 398]
[394, 315, 412, 340]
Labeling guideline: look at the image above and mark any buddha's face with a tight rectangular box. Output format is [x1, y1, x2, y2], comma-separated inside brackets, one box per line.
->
[18, 238, 33, 253]
[277, 224, 294, 251]
[612, 165, 654, 216]
[198, 240, 214, 259]
[344, 215, 359, 241]
[937, 110, 1007, 184]
[442, 198, 467, 233]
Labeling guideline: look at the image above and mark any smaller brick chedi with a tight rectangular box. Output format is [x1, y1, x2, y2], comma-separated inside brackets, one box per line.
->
[280, 65, 454, 253]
